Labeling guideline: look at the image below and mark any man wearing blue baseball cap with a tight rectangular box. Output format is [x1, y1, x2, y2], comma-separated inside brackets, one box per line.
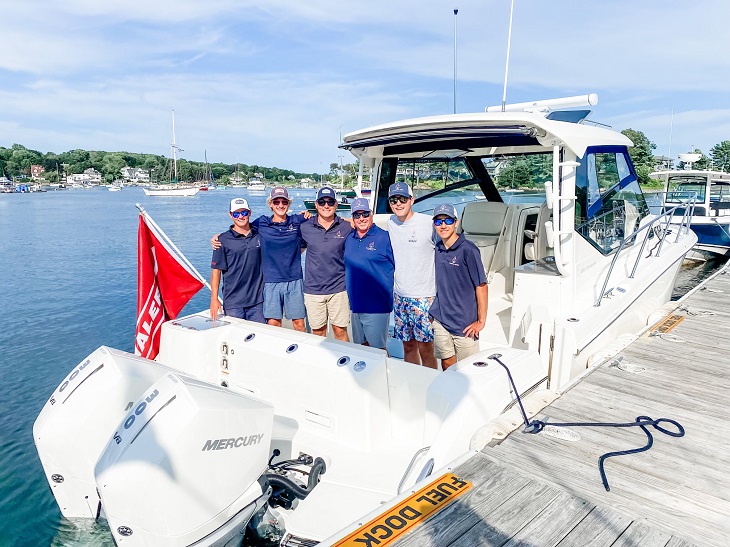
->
[344, 197, 395, 349]
[299, 186, 353, 340]
[386, 182, 437, 369]
[209, 198, 265, 323]
[429, 203, 487, 369]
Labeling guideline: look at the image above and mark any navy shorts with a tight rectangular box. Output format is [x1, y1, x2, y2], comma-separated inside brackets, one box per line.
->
[263, 280, 306, 320]
[224, 302, 266, 324]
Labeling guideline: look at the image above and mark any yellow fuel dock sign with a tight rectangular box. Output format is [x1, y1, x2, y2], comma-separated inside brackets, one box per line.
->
[333, 473, 473, 546]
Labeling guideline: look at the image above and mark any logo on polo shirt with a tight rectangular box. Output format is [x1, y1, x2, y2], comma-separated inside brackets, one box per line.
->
[449, 255, 460, 266]
[409, 231, 417, 243]
[334, 230, 344, 239]
[288, 224, 295, 231]
[366, 241, 376, 251]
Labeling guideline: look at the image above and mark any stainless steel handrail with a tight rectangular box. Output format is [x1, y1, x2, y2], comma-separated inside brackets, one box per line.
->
[595, 192, 697, 307]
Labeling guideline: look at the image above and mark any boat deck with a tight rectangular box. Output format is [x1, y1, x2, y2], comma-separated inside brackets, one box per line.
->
[394, 266, 730, 547]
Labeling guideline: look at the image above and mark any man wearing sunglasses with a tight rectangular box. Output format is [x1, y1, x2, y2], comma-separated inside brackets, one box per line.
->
[299, 186, 353, 340]
[344, 198, 395, 350]
[209, 198, 265, 323]
[211, 186, 308, 331]
[386, 182, 438, 369]
[429, 203, 487, 369]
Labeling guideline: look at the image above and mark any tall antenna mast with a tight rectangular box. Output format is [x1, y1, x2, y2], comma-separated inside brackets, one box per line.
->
[453, 8, 458, 114]
[171, 110, 178, 182]
[501, 0, 515, 112]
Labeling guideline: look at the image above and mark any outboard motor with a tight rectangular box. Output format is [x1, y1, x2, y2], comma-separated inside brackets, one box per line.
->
[33, 347, 177, 519]
[95, 372, 274, 546]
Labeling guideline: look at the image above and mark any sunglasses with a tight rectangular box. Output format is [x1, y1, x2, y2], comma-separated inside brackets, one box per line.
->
[352, 211, 371, 219]
[271, 199, 289, 206]
[433, 217, 456, 226]
[317, 198, 336, 207]
[388, 196, 410, 205]
[231, 210, 250, 218]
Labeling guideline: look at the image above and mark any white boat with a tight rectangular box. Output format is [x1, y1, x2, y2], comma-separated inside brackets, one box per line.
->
[143, 111, 199, 198]
[247, 178, 266, 192]
[143, 185, 199, 197]
[651, 167, 730, 257]
[33, 95, 696, 547]
[108, 183, 122, 192]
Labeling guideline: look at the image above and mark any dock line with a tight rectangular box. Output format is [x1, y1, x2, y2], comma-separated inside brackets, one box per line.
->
[486, 354, 685, 491]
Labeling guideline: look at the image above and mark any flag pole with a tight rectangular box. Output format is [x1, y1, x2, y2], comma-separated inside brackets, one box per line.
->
[135, 203, 213, 293]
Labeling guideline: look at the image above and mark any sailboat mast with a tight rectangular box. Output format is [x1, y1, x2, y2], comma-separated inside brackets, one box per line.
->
[171, 110, 178, 182]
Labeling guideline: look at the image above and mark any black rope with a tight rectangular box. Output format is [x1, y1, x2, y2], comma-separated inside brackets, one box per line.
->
[486, 354, 685, 491]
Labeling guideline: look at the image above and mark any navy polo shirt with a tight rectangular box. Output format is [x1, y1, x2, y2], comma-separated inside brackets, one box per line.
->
[344, 225, 395, 313]
[300, 215, 353, 295]
[429, 234, 486, 336]
[251, 214, 305, 283]
[211, 226, 264, 309]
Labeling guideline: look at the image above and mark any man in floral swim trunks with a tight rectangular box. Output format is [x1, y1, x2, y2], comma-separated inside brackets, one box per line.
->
[387, 182, 437, 369]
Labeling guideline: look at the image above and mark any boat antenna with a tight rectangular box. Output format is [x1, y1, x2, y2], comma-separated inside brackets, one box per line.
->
[453, 8, 458, 114]
[501, 0, 515, 112]
[668, 108, 674, 169]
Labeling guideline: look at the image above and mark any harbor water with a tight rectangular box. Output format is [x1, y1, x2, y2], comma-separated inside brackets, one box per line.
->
[0, 188, 724, 546]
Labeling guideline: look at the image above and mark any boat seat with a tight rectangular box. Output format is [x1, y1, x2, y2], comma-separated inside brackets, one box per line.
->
[524, 201, 554, 262]
[460, 201, 508, 269]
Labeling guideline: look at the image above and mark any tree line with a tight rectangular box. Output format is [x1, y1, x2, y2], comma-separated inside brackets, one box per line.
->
[0, 144, 325, 184]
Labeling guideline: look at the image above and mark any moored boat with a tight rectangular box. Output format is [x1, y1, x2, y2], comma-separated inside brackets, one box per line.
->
[651, 167, 730, 257]
[143, 184, 199, 197]
[33, 95, 697, 547]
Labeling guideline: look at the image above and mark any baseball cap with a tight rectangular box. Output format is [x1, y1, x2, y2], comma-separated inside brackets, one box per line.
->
[388, 182, 413, 198]
[229, 197, 250, 212]
[350, 197, 371, 213]
[432, 203, 457, 219]
[316, 186, 337, 201]
[269, 186, 290, 201]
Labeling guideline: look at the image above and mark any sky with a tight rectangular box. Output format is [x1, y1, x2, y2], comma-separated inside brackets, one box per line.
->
[2, 0, 729, 174]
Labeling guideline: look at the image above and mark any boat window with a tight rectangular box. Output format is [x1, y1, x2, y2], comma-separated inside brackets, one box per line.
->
[710, 181, 730, 202]
[666, 176, 706, 203]
[375, 158, 482, 214]
[482, 153, 552, 191]
[576, 147, 650, 254]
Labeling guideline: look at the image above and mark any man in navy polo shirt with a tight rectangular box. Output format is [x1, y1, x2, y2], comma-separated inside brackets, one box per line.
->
[344, 198, 395, 350]
[429, 203, 487, 369]
[299, 186, 353, 340]
[211, 186, 308, 331]
[210, 198, 265, 323]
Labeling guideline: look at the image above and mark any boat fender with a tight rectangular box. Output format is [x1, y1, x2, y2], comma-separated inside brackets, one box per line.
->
[265, 457, 326, 509]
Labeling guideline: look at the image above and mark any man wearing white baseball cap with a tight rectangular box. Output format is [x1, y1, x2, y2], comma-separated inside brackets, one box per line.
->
[209, 198, 265, 323]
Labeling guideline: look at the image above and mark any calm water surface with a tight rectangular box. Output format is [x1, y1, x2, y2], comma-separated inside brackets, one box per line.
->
[0, 187, 723, 546]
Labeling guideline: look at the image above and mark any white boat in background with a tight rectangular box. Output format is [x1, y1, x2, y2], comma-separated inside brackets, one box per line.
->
[107, 183, 122, 192]
[144, 111, 199, 198]
[651, 165, 730, 258]
[33, 95, 696, 547]
[143, 185, 199, 197]
[247, 178, 266, 192]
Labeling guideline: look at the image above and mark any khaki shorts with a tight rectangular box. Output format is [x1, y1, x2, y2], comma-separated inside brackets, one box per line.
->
[432, 319, 480, 361]
[304, 291, 351, 330]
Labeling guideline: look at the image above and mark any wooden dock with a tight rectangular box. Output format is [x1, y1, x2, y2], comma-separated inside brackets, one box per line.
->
[394, 266, 730, 547]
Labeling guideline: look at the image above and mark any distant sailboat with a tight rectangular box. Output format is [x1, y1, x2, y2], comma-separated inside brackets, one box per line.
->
[144, 111, 199, 197]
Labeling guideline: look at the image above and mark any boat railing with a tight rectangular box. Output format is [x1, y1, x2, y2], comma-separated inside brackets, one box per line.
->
[595, 192, 697, 307]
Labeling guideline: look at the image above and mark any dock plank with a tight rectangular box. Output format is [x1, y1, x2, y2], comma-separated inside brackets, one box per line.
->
[554, 506, 631, 547]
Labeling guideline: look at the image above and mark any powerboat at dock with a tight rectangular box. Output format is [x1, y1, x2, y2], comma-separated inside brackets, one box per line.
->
[651, 168, 730, 257]
[33, 96, 697, 546]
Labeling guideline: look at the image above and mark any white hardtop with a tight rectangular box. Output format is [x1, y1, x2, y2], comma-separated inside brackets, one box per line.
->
[342, 111, 632, 160]
[650, 169, 730, 183]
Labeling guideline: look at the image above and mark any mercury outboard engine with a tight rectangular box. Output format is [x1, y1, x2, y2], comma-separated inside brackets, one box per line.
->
[33, 347, 177, 519]
[95, 372, 275, 546]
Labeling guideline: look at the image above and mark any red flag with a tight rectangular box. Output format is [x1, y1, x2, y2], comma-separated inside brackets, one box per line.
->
[135, 214, 204, 359]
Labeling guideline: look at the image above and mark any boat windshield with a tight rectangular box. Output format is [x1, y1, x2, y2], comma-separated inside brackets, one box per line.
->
[575, 147, 650, 254]
[374, 153, 551, 215]
[666, 175, 706, 203]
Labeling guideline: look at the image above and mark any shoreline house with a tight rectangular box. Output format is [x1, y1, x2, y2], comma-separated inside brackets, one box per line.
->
[31, 165, 45, 180]
[120, 167, 150, 184]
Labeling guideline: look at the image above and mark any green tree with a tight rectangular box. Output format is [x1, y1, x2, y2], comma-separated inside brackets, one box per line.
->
[710, 141, 730, 172]
[621, 129, 656, 184]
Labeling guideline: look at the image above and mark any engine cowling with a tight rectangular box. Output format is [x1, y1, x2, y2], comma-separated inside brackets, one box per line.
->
[95, 372, 273, 546]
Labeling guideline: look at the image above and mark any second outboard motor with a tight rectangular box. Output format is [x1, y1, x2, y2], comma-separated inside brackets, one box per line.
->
[95, 373, 274, 546]
[33, 347, 177, 519]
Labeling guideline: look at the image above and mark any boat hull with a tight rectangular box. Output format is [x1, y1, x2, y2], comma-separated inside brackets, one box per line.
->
[143, 187, 199, 197]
